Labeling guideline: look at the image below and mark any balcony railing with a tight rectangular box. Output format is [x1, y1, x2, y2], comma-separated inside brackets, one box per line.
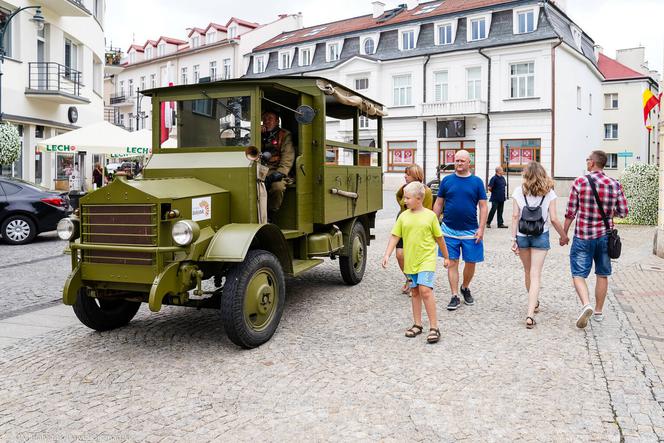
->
[110, 93, 133, 105]
[421, 99, 487, 116]
[27, 62, 83, 97]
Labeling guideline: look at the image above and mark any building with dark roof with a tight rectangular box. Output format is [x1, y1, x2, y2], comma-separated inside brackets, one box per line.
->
[245, 0, 604, 188]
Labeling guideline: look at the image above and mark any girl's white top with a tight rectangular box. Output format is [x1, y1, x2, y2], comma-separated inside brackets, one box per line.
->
[512, 186, 557, 236]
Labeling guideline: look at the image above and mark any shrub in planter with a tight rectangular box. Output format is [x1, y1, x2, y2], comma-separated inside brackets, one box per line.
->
[0, 122, 21, 166]
[619, 163, 659, 225]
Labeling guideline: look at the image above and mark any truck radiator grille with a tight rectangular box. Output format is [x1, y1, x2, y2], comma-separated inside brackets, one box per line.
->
[81, 204, 157, 265]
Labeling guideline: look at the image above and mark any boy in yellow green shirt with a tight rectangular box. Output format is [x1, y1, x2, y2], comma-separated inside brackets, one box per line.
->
[382, 182, 450, 343]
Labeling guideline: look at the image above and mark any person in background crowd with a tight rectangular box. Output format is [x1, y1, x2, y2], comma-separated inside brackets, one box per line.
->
[487, 166, 508, 228]
[92, 163, 103, 189]
[563, 150, 628, 328]
[382, 181, 450, 344]
[510, 161, 568, 329]
[395, 164, 433, 294]
[432, 150, 488, 311]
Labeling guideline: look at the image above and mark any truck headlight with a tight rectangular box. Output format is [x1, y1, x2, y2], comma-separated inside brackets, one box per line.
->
[172, 220, 200, 246]
[57, 218, 78, 241]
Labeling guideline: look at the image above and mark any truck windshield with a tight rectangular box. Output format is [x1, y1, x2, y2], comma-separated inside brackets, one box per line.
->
[160, 95, 252, 149]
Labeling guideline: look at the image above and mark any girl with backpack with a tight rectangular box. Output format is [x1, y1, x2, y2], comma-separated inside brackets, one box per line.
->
[510, 161, 568, 329]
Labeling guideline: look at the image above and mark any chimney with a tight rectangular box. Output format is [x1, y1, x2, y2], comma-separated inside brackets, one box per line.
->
[372, 1, 385, 19]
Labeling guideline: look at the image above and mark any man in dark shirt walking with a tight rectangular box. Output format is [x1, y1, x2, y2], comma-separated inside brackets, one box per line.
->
[486, 166, 507, 228]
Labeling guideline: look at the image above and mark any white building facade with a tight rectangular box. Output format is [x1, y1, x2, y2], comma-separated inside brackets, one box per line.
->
[246, 0, 603, 191]
[106, 14, 302, 133]
[598, 49, 660, 178]
[1, 0, 105, 189]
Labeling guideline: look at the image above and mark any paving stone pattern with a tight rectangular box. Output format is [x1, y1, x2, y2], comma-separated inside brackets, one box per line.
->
[0, 199, 663, 441]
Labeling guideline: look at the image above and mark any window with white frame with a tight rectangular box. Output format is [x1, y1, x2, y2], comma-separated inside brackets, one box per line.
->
[193, 65, 200, 83]
[140, 76, 145, 91]
[434, 71, 448, 102]
[254, 55, 266, 73]
[466, 67, 481, 100]
[93, 59, 102, 95]
[327, 42, 341, 62]
[129, 52, 136, 63]
[181, 67, 188, 85]
[393, 74, 412, 106]
[470, 17, 487, 41]
[606, 153, 618, 169]
[210, 61, 217, 80]
[64, 38, 79, 74]
[400, 29, 416, 50]
[604, 93, 618, 109]
[359, 116, 370, 128]
[604, 124, 618, 139]
[158, 43, 166, 57]
[223, 58, 231, 79]
[279, 51, 291, 70]
[145, 47, 153, 59]
[363, 38, 376, 55]
[150, 74, 156, 88]
[516, 9, 535, 34]
[571, 26, 582, 50]
[0, 7, 13, 58]
[355, 78, 369, 90]
[437, 23, 453, 45]
[228, 26, 237, 39]
[191, 36, 200, 48]
[207, 31, 216, 43]
[128, 79, 134, 97]
[300, 47, 312, 66]
[509, 62, 534, 98]
[577, 86, 582, 109]
[119, 80, 125, 96]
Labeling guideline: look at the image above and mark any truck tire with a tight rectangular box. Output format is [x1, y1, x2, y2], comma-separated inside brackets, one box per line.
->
[340, 221, 367, 285]
[1, 215, 37, 245]
[73, 288, 141, 331]
[221, 250, 285, 349]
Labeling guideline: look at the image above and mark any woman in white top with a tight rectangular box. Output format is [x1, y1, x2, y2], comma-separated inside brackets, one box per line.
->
[510, 161, 569, 329]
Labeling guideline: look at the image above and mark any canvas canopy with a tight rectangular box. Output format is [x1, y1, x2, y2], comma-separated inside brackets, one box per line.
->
[36, 121, 150, 156]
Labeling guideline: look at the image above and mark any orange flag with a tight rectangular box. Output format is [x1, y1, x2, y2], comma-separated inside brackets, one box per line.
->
[643, 89, 659, 128]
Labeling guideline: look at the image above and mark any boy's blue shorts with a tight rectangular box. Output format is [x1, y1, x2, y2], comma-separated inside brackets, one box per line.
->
[406, 271, 436, 289]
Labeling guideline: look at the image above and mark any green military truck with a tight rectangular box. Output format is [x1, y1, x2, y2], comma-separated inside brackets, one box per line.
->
[57, 77, 385, 348]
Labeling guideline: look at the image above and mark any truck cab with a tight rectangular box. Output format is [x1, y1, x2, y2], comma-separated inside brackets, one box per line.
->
[59, 77, 385, 348]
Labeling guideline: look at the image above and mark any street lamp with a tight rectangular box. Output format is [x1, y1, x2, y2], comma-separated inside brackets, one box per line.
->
[0, 6, 44, 121]
[135, 88, 148, 130]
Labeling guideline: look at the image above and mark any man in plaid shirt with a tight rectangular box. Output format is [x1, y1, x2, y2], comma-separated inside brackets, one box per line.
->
[563, 150, 628, 329]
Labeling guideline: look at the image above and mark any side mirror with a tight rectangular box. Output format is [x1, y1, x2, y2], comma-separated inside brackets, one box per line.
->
[294, 105, 316, 124]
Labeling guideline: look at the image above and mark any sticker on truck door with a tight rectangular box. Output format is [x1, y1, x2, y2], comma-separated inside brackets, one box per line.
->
[192, 197, 211, 221]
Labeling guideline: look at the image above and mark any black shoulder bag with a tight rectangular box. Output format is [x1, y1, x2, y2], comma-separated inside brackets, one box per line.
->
[519, 192, 546, 236]
[586, 175, 622, 259]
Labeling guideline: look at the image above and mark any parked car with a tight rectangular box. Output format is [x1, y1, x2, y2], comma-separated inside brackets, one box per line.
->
[0, 176, 71, 245]
[105, 162, 123, 174]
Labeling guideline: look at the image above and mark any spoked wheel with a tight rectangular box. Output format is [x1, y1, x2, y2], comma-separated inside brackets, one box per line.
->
[221, 250, 285, 349]
[1, 215, 36, 245]
[340, 221, 367, 285]
[72, 288, 141, 331]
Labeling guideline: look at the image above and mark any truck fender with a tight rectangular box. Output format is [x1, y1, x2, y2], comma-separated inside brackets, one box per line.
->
[63, 264, 83, 305]
[202, 223, 292, 274]
[337, 216, 370, 256]
[148, 262, 180, 312]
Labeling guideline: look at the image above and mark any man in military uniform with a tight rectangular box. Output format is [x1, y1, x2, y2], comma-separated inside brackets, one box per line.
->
[261, 110, 295, 215]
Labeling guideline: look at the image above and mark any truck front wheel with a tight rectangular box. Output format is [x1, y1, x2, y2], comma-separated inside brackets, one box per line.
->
[72, 288, 141, 331]
[340, 221, 367, 285]
[221, 250, 285, 349]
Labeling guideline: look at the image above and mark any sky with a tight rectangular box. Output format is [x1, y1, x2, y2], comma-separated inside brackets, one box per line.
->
[105, 0, 664, 73]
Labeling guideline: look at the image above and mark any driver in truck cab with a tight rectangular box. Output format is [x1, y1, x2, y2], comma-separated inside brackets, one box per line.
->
[261, 110, 295, 217]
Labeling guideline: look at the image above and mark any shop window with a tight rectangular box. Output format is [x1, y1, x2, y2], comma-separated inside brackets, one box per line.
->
[387, 141, 416, 172]
[501, 139, 541, 171]
[438, 141, 475, 173]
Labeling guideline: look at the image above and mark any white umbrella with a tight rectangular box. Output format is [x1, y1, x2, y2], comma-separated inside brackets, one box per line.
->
[36, 121, 139, 155]
[127, 128, 177, 150]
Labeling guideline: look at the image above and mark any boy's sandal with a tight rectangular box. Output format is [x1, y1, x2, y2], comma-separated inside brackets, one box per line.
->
[405, 324, 423, 338]
[534, 300, 540, 314]
[526, 316, 536, 329]
[426, 328, 441, 344]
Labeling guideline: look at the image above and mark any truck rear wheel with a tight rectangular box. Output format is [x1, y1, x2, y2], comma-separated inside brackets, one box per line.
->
[73, 288, 141, 331]
[221, 250, 285, 349]
[340, 221, 367, 285]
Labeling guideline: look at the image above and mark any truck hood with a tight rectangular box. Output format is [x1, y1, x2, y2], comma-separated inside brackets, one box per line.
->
[82, 177, 228, 204]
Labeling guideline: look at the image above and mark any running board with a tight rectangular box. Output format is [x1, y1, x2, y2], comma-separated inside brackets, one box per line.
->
[291, 259, 324, 276]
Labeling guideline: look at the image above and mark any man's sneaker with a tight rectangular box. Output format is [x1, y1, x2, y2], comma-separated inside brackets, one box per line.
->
[447, 296, 461, 311]
[592, 312, 604, 322]
[460, 287, 474, 305]
[486, 223, 491, 228]
[497, 224, 508, 229]
[576, 304, 594, 329]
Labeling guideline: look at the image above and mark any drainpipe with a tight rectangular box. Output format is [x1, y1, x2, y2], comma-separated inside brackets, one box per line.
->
[543, 1, 564, 177]
[423, 55, 431, 182]
[478, 48, 491, 186]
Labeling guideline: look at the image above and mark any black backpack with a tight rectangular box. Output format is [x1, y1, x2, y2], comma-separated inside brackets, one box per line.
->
[519, 192, 546, 236]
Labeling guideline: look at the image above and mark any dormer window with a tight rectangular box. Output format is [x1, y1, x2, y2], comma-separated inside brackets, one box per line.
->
[571, 26, 582, 50]
[400, 29, 416, 50]
[514, 7, 538, 34]
[279, 50, 292, 70]
[157, 43, 166, 57]
[191, 36, 200, 48]
[145, 47, 153, 59]
[254, 55, 266, 73]
[129, 52, 136, 63]
[435, 20, 457, 45]
[327, 41, 342, 62]
[361, 35, 378, 55]
[299, 46, 314, 66]
[469, 17, 488, 41]
[207, 31, 216, 43]
[228, 26, 237, 39]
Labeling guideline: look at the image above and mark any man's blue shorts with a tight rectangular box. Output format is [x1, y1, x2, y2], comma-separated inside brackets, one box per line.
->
[440, 236, 484, 263]
[406, 271, 436, 289]
[570, 235, 612, 278]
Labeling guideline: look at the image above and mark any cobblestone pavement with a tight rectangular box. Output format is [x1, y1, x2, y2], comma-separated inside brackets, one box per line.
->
[0, 198, 663, 441]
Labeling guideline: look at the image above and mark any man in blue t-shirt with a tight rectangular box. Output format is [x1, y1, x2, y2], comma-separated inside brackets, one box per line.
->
[432, 150, 488, 311]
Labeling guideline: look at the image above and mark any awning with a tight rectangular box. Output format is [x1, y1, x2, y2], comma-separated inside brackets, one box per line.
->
[36, 121, 150, 155]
